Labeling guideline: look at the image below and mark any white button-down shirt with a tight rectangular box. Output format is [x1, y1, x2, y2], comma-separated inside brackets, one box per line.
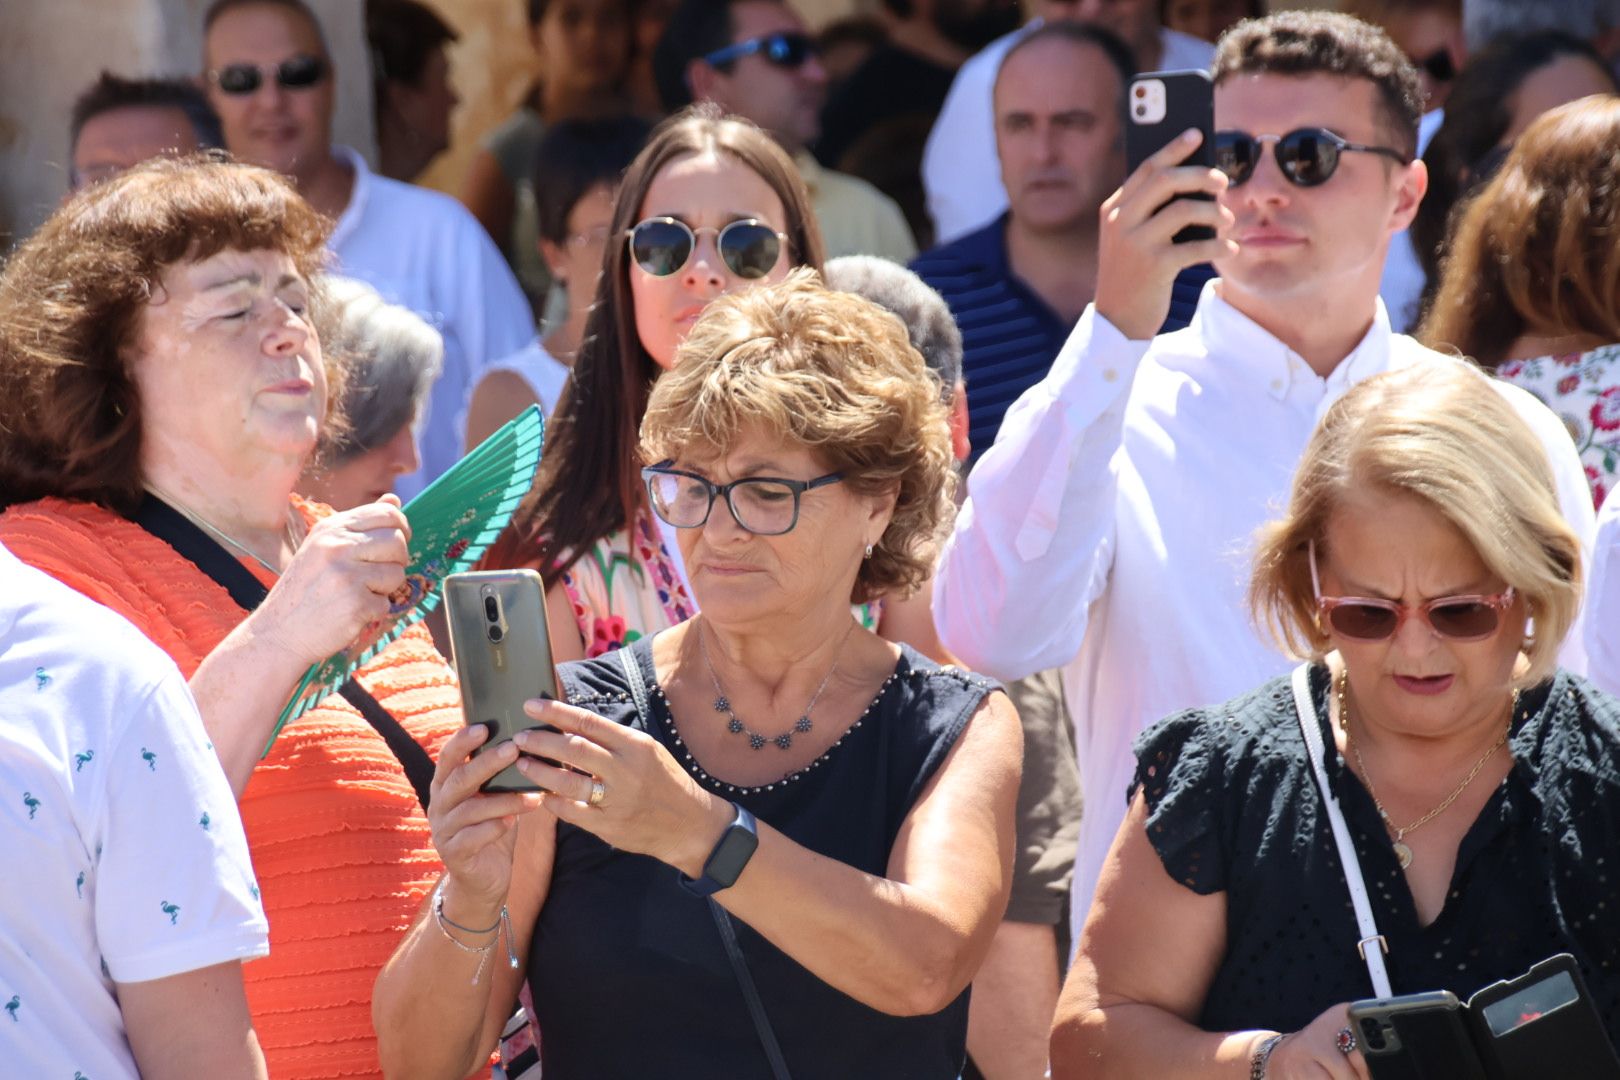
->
[932, 281, 1596, 945]
[922, 25, 1216, 245]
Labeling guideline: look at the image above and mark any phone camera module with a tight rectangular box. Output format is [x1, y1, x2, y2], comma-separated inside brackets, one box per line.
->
[1359, 1017, 1387, 1052]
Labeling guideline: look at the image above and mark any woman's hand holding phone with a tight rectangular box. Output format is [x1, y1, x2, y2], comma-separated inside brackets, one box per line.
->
[1096, 129, 1237, 341]
[1265, 1002, 1371, 1080]
[427, 723, 549, 914]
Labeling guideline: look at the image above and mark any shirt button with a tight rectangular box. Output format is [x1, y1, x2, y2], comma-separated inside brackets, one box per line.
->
[1102, 368, 1118, 382]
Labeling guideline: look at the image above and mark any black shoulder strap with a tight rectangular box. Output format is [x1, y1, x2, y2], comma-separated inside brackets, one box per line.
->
[616, 643, 791, 1080]
[132, 496, 435, 811]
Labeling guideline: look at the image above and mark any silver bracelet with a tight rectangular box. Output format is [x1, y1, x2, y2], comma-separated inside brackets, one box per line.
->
[1250, 1033, 1285, 1080]
[430, 878, 519, 985]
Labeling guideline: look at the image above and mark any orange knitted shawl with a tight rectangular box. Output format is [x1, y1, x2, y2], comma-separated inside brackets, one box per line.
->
[0, 497, 464, 1080]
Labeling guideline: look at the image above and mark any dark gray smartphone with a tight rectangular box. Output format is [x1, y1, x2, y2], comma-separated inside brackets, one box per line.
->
[1124, 69, 1216, 243]
[1349, 991, 1489, 1080]
[444, 569, 560, 793]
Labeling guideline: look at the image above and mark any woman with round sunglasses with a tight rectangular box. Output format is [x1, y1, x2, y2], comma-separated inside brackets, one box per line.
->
[1052, 358, 1620, 1079]
[481, 106, 823, 660]
[374, 270, 1020, 1079]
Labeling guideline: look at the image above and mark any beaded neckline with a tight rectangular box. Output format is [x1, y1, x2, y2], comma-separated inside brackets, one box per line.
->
[650, 671, 900, 796]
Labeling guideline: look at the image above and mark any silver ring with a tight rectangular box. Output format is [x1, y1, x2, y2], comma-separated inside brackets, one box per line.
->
[587, 778, 606, 807]
[1336, 1026, 1357, 1055]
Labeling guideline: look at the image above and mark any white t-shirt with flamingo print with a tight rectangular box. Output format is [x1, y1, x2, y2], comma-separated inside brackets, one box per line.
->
[0, 543, 267, 1080]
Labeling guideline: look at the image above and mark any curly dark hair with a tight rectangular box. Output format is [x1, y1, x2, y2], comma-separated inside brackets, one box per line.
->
[0, 154, 336, 513]
[1213, 11, 1425, 157]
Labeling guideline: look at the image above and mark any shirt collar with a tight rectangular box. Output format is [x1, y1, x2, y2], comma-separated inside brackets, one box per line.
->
[326, 145, 372, 250]
[1190, 278, 1396, 402]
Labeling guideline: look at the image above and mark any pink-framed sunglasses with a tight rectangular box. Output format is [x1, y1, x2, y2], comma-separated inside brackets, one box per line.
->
[1308, 541, 1516, 643]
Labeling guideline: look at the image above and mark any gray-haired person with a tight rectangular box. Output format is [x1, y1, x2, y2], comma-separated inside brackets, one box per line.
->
[298, 276, 444, 510]
[826, 252, 1083, 1080]
[824, 255, 968, 462]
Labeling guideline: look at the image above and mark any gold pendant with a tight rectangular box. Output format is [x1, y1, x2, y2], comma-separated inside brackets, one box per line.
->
[1393, 841, 1414, 869]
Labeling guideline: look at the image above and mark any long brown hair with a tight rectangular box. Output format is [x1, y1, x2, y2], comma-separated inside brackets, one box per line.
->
[1420, 96, 1620, 368]
[486, 104, 826, 583]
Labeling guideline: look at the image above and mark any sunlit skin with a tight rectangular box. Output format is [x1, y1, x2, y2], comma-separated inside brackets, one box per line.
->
[1212, 74, 1426, 366]
[1381, 8, 1464, 111]
[131, 248, 327, 508]
[540, 182, 617, 360]
[670, 426, 894, 636]
[1499, 55, 1617, 143]
[630, 152, 792, 369]
[535, 0, 632, 112]
[695, 1, 828, 153]
[71, 106, 201, 190]
[203, 2, 334, 184]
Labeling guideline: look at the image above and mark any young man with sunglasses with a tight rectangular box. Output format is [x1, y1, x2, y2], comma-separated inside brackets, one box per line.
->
[931, 10, 1595, 950]
[652, 0, 917, 262]
[201, 0, 533, 501]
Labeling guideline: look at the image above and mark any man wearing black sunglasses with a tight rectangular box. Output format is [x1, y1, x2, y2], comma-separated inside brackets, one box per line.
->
[653, 0, 917, 262]
[933, 10, 1595, 959]
[201, 0, 534, 502]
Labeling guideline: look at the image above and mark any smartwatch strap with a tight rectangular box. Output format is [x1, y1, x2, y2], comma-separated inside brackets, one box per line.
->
[1292, 663, 1394, 999]
[616, 642, 791, 1080]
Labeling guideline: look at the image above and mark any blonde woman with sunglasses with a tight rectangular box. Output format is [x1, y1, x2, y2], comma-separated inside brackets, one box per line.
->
[1051, 358, 1620, 1079]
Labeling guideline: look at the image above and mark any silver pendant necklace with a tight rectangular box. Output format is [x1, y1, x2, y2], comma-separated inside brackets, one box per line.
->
[697, 617, 856, 751]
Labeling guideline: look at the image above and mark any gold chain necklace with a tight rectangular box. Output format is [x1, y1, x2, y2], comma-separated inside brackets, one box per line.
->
[146, 486, 301, 576]
[1336, 670, 1515, 870]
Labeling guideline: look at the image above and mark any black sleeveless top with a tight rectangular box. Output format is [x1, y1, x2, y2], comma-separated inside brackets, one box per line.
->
[528, 637, 999, 1079]
[1131, 665, 1620, 1041]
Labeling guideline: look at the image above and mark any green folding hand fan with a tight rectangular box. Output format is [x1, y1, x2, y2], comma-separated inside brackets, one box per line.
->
[263, 404, 544, 755]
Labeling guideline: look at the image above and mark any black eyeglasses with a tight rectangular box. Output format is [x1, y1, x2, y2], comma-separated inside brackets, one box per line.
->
[703, 31, 818, 70]
[627, 217, 787, 280]
[208, 54, 329, 96]
[1214, 127, 1410, 188]
[643, 464, 843, 536]
[1416, 48, 1456, 83]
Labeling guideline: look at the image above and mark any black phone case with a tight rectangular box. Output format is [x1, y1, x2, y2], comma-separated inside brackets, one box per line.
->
[1466, 954, 1620, 1080]
[1352, 993, 1489, 1080]
[1124, 68, 1215, 243]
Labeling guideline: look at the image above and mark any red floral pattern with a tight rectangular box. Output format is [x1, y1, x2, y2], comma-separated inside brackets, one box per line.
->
[1497, 346, 1620, 509]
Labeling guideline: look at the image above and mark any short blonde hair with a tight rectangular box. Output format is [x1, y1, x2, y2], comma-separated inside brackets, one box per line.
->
[640, 268, 955, 603]
[1250, 359, 1581, 685]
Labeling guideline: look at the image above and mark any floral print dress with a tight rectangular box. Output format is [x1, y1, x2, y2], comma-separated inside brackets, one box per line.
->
[1497, 345, 1620, 509]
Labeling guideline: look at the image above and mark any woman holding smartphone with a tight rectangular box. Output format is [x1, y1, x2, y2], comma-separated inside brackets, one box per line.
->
[373, 271, 1021, 1078]
[1050, 360, 1620, 1079]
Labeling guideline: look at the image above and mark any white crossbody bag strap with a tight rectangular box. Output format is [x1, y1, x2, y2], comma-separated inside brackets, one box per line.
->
[1291, 663, 1394, 999]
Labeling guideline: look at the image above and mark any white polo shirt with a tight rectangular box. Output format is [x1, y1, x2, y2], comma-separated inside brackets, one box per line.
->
[0, 543, 267, 1079]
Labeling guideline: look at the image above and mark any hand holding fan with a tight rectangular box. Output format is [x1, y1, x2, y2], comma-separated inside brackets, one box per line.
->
[264, 405, 544, 754]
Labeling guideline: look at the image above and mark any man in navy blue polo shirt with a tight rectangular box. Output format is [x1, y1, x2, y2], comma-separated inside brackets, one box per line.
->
[913, 22, 1205, 461]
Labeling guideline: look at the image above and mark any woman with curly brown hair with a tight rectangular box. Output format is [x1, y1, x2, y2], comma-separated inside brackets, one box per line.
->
[0, 156, 467, 1080]
[1421, 96, 1620, 509]
[374, 270, 1021, 1079]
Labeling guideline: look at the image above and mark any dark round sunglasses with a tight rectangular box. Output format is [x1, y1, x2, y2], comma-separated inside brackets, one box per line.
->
[702, 31, 818, 71]
[1214, 127, 1410, 188]
[209, 54, 329, 96]
[627, 217, 786, 280]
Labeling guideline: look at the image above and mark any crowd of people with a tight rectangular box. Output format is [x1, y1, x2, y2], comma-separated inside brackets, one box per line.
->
[4, 0, 1620, 1078]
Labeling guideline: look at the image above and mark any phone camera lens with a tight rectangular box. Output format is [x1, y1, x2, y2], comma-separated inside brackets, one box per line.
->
[1134, 104, 1147, 117]
[484, 596, 499, 621]
[1360, 1018, 1386, 1051]
[488, 624, 505, 644]
[1134, 85, 1146, 98]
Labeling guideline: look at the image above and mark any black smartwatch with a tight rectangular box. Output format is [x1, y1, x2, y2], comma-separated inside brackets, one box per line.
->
[678, 802, 759, 897]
